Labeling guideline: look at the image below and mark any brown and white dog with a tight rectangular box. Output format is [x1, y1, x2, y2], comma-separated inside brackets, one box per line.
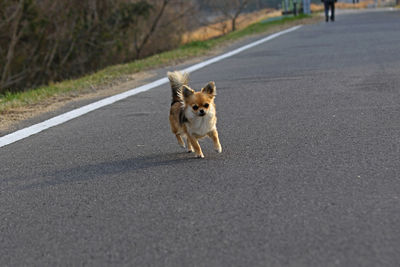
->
[167, 71, 222, 158]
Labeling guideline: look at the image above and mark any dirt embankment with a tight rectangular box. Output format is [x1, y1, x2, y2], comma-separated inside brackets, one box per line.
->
[0, 11, 319, 134]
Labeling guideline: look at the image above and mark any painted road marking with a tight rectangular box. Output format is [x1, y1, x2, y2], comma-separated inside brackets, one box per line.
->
[0, 25, 302, 148]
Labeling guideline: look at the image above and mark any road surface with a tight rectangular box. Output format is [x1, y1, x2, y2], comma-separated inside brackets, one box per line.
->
[1, 10, 400, 266]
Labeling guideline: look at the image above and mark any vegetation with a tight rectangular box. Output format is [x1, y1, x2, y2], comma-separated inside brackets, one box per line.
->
[0, 0, 317, 119]
[0, 0, 192, 93]
[0, 14, 313, 115]
[203, 0, 252, 32]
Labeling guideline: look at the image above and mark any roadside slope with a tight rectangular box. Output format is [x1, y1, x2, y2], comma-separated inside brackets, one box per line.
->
[0, 15, 319, 135]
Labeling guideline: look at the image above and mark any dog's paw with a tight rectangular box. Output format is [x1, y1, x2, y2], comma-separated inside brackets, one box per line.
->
[177, 142, 186, 150]
[196, 153, 204, 158]
[215, 146, 222, 153]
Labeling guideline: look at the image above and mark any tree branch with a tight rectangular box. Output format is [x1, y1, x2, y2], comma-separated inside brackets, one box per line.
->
[1, 0, 24, 90]
[135, 0, 170, 59]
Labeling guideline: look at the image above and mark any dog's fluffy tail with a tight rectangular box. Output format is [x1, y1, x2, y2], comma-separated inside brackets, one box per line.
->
[167, 71, 189, 105]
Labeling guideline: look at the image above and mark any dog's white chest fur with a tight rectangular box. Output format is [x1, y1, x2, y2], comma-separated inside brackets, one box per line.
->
[185, 109, 216, 137]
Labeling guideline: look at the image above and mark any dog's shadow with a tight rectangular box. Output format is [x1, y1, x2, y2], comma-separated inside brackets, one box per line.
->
[17, 152, 206, 191]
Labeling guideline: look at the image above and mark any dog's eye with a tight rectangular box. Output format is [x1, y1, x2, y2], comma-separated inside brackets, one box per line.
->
[192, 105, 198, 110]
[203, 103, 209, 108]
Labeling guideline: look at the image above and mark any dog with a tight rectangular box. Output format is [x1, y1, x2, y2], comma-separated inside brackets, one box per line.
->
[167, 71, 222, 158]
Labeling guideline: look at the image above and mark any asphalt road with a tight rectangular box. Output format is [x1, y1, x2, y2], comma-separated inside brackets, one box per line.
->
[2, 10, 400, 267]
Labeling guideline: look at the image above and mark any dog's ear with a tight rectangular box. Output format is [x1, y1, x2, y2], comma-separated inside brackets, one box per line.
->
[182, 85, 194, 98]
[201, 81, 216, 96]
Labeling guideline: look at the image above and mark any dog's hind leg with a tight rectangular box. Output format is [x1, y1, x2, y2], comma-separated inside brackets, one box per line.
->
[175, 134, 186, 148]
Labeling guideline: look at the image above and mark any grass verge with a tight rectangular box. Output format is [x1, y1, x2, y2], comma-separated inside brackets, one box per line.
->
[0, 14, 313, 116]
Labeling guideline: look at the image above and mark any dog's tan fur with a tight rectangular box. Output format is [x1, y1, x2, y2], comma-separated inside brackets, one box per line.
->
[168, 71, 222, 158]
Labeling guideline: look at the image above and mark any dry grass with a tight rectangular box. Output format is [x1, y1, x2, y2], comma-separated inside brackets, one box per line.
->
[182, 9, 282, 43]
[0, 72, 155, 132]
[311, 0, 375, 12]
[311, 3, 325, 12]
[336, 0, 374, 8]
[0, 13, 316, 133]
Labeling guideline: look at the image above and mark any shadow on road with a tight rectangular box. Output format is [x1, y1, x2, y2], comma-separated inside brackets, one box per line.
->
[14, 152, 205, 191]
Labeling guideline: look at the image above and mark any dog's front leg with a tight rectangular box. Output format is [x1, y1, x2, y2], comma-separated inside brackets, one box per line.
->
[186, 137, 194, 153]
[208, 129, 222, 153]
[188, 135, 204, 158]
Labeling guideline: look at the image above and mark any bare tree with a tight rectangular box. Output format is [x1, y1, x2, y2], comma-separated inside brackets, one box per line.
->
[0, 0, 195, 92]
[133, 0, 196, 59]
[1, 0, 25, 89]
[134, 0, 170, 59]
[206, 0, 253, 32]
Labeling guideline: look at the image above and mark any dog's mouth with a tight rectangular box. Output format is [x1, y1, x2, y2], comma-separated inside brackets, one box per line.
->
[199, 113, 206, 117]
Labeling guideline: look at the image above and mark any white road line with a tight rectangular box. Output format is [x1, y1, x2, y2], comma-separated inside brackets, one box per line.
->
[0, 25, 302, 148]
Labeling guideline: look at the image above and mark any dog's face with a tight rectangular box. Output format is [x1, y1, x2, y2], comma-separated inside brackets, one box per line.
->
[188, 94, 212, 117]
[183, 82, 216, 117]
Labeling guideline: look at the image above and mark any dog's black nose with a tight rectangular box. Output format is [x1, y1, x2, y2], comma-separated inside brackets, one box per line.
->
[199, 109, 204, 114]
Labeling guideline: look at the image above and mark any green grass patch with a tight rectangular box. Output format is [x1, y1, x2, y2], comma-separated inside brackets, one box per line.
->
[0, 14, 311, 114]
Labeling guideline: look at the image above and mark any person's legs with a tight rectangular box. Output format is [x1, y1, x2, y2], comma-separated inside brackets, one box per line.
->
[324, 1, 329, 22]
[330, 1, 335, 21]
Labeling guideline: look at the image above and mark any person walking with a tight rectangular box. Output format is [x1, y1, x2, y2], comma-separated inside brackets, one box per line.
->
[322, 0, 337, 22]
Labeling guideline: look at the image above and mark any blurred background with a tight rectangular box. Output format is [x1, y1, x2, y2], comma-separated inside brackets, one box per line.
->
[0, 0, 397, 94]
